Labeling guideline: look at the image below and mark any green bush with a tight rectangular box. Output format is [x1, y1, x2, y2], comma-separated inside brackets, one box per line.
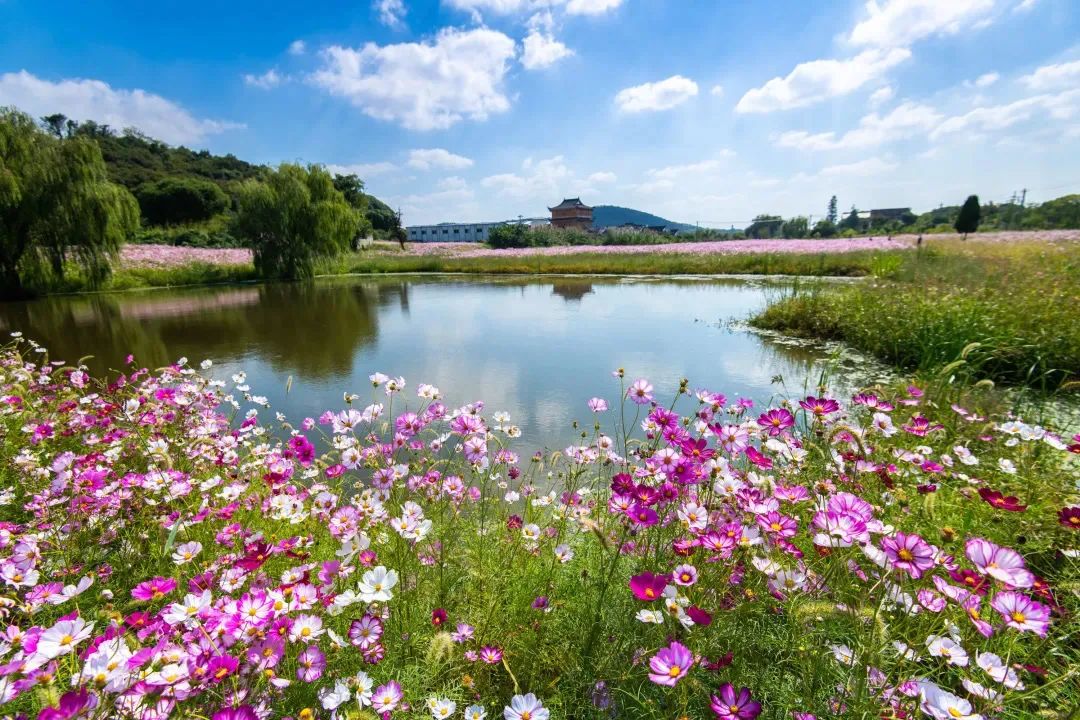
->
[134, 176, 230, 226]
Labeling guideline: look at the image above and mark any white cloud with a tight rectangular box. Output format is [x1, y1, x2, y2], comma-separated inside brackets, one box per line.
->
[288, 40, 307, 56]
[710, 85, 724, 97]
[324, 162, 398, 177]
[0, 70, 242, 145]
[481, 156, 573, 199]
[521, 31, 574, 69]
[587, 171, 617, 183]
[394, 178, 480, 225]
[564, 0, 623, 15]
[819, 157, 898, 177]
[243, 69, 283, 89]
[869, 85, 895, 107]
[735, 48, 910, 113]
[848, 0, 997, 48]
[972, 71, 1000, 87]
[776, 101, 942, 151]
[442, 0, 621, 16]
[1013, 0, 1039, 11]
[631, 155, 734, 194]
[310, 28, 517, 131]
[407, 148, 474, 170]
[615, 75, 699, 113]
[931, 89, 1080, 140]
[1019, 59, 1080, 91]
[375, 0, 407, 28]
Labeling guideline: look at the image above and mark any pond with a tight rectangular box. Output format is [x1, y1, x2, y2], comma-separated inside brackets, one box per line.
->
[0, 275, 892, 449]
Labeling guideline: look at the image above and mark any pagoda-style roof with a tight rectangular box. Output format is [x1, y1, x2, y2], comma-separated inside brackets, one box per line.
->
[548, 197, 592, 211]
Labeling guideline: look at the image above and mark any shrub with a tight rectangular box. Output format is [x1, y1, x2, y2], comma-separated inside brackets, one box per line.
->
[135, 176, 230, 226]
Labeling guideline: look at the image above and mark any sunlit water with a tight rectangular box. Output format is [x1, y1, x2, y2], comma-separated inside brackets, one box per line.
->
[0, 275, 898, 449]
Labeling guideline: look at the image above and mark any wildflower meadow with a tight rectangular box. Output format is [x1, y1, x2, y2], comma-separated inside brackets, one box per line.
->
[0, 334, 1078, 720]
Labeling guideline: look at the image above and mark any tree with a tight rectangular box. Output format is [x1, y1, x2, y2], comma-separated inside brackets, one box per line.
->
[827, 195, 838, 224]
[232, 163, 358, 280]
[40, 113, 69, 138]
[745, 214, 784, 239]
[812, 219, 837, 238]
[781, 216, 809, 239]
[488, 223, 532, 249]
[838, 206, 861, 232]
[955, 195, 981, 239]
[0, 108, 139, 297]
[135, 176, 230, 225]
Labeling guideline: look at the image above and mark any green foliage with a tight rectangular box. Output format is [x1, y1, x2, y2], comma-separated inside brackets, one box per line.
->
[812, 219, 837, 238]
[752, 239, 1080, 391]
[0, 107, 139, 297]
[826, 195, 838, 224]
[955, 194, 981, 236]
[134, 176, 230, 226]
[233, 163, 359, 280]
[745, 214, 784, 239]
[488, 223, 533, 249]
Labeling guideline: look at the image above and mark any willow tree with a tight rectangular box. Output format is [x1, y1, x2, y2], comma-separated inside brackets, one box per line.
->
[233, 164, 359, 280]
[0, 108, 139, 297]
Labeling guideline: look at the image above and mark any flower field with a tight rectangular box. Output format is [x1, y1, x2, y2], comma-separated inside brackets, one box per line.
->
[1, 336, 1078, 720]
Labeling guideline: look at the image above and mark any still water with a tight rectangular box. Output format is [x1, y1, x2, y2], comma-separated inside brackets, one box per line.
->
[0, 275, 887, 449]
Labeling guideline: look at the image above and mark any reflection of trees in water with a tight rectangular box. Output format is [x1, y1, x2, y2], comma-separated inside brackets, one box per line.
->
[550, 280, 594, 302]
[0, 279, 411, 378]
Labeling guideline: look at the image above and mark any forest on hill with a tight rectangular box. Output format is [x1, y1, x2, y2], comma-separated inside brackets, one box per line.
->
[37, 113, 399, 248]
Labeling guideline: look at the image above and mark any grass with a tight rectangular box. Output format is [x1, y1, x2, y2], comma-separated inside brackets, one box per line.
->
[751, 240, 1080, 392]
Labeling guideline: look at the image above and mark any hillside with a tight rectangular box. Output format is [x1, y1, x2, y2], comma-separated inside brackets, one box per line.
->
[592, 205, 697, 233]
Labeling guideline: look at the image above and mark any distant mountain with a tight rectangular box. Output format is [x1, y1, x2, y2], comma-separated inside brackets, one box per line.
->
[592, 205, 698, 233]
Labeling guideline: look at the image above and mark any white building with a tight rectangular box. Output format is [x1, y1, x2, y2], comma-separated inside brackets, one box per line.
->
[406, 222, 505, 243]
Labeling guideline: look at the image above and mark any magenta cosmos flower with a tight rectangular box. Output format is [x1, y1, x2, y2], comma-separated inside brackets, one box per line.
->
[990, 591, 1051, 636]
[371, 680, 404, 714]
[1058, 506, 1080, 530]
[881, 532, 935, 578]
[757, 408, 794, 436]
[212, 707, 258, 720]
[978, 488, 1027, 512]
[628, 379, 654, 405]
[479, 646, 504, 664]
[630, 572, 669, 601]
[710, 684, 762, 719]
[649, 641, 693, 686]
[965, 538, 1033, 588]
[799, 396, 839, 417]
[38, 689, 98, 720]
[131, 577, 177, 601]
[296, 644, 326, 682]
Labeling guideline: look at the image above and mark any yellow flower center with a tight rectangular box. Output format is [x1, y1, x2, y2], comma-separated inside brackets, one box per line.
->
[898, 549, 914, 562]
[1012, 611, 1026, 623]
[668, 665, 682, 677]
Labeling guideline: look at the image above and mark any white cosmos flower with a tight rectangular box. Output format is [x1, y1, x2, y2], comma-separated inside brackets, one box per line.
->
[358, 566, 399, 603]
[320, 680, 351, 710]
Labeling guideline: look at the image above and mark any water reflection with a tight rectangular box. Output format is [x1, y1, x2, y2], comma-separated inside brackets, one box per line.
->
[0, 275, 879, 448]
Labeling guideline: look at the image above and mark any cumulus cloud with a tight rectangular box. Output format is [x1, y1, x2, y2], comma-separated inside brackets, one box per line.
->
[407, 148, 474, 170]
[710, 85, 724, 97]
[848, 0, 997, 48]
[324, 162, 398, 177]
[931, 88, 1080, 139]
[736, 48, 910, 113]
[0, 70, 242, 145]
[1019, 59, 1080, 90]
[819, 157, 899, 177]
[869, 85, 895, 107]
[375, 0, 407, 28]
[776, 101, 942, 151]
[564, 0, 623, 15]
[310, 28, 517, 131]
[972, 71, 1000, 87]
[243, 69, 284, 89]
[442, 0, 622, 16]
[481, 156, 573, 199]
[615, 75, 699, 113]
[288, 40, 307, 56]
[521, 31, 574, 69]
[587, 171, 617, 183]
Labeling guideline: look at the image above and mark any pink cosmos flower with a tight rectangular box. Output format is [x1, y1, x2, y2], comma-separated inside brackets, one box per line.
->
[648, 641, 693, 686]
[587, 397, 608, 412]
[349, 615, 383, 649]
[757, 511, 797, 539]
[881, 532, 935, 578]
[38, 689, 97, 720]
[628, 379, 654, 405]
[965, 538, 1033, 588]
[131, 577, 177, 602]
[296, 644, 326, 682]
[212, 707, 258, 720]
[371, 680, 403, 714]
[710, 684, 762, 719]
[799, 396, 839, 417]
[758, 408, 795, 436]
[991, 591, 1051, 636]
[479, 646, 503, 664]
[629, 572, 669, 601]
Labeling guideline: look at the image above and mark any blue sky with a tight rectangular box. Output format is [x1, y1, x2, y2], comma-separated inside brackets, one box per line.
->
[1, 0, 1079, 226]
